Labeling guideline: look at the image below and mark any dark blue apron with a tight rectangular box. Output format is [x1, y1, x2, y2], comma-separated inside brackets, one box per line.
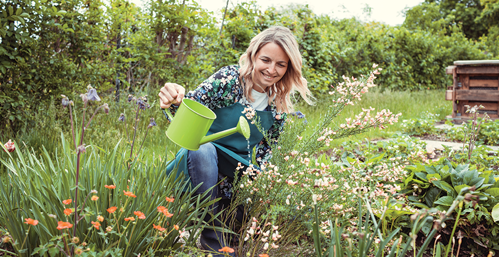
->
[166, 102, 274, 189]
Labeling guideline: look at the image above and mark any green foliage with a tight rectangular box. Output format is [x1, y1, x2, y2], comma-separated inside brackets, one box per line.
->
[446, 119, 499, 145]
[401, 112, 441, 136]
[423, 0, 488, 39]
[0, 135, 214, 256]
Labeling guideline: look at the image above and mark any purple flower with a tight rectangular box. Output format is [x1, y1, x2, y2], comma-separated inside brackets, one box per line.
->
[87, 88, 101, 101]
[119, 113, 125, 122]
[61, 95, 70, 107]
[292, 111, 306, 119]
[148, 118, 157, 128]
[128, 94, 134, 102]
[137, 98, 147, 110]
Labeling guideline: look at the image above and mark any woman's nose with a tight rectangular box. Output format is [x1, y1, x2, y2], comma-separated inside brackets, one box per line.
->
[267, 63, 276, 74]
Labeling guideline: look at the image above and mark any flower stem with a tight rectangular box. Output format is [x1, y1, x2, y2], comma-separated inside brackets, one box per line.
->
[73, 101, 87, 241]
[84, 105, 104, 130]
[69, 104, 76, 149]
[132, 126, 150, 163]
[20, 226, 31, 252]
[445, 206, 462, 257]
[129, 105, 141, 160]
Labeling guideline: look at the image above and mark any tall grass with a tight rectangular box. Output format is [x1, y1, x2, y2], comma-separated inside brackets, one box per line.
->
[296, 89, 451, 146]
[0, 89, 449, 172]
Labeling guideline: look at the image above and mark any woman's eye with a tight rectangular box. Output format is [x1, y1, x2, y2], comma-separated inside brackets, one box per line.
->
[262, 59, 269, 63]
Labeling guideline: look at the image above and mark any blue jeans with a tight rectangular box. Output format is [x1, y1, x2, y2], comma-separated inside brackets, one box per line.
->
[188, 143, 235, 256]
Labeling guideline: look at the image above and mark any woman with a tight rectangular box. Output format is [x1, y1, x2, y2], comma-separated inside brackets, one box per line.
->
[158, 26, 313, 256]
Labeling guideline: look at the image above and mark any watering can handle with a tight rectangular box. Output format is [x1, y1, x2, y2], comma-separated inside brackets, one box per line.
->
[161, 99, 178, 122]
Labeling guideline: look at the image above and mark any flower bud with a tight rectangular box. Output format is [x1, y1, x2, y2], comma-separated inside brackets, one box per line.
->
[77, 144, 86, 153]
[148, 118, 157, 128]
[102, 103, 109, 114]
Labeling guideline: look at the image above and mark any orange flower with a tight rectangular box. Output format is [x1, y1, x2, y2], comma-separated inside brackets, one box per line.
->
[157, 206, 173, 218]
[107, 206, 117, 214]
[218, 247, 235, 253]
[153, 224, 165, 232]
[3, 140, 15, 152]
[91, 221, 101, 230]
[64, 208, 73, 216]
[57, 221, 73, 230]
[174, 225, 179, 230]
[123, 190, 136, 198]
[105, 185, 116, 189]
[97, 215, 104, 222]
[124, 217, 135, 221]
[259, 254, 269, 257]
[157, 206, 167, 213]
[163, 210, 173, 218]
[24, 218, 38, 226]
[91, 195, 99, 201]
[62, 199, 72, 205]
[165, 197, 174, 203]
[134, 211, 146, 219]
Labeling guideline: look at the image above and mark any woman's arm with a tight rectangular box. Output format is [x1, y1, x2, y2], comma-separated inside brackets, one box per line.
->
[168, 65, 243, 114]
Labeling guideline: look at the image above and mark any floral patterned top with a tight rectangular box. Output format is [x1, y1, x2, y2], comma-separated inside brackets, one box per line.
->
[171, 65, 287, 166]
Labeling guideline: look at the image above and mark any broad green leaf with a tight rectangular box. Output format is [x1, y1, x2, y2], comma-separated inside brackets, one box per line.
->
[427, 173, 441, 181]
[492, 203, 499, 222]
[455, 184, 470, 195]
[485, 188, 499, 198]
[432, 180, 455, 196]
[434, 196, 454, 206]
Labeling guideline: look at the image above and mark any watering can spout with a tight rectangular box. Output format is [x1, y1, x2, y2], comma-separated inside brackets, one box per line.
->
[199, 116, 251, 145]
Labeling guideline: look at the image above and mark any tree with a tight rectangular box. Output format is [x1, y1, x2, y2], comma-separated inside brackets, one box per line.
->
[424, 0, 488, 39]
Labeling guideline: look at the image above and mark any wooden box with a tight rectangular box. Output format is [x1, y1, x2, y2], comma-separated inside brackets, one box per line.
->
[445, 60, 499, 120]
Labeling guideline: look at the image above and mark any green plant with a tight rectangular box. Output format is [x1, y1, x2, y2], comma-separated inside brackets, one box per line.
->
[400, 112, 440, 136]
[0, 135, 215, 256]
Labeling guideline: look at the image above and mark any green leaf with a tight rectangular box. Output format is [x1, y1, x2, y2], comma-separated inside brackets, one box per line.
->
[432, 180, 456, 196]
[485, 188, 499, 198]
[427, 173, 441, 181]
[424, 187, 441, 207]
[455, 184, 470, 195]
[492, 203, 499, 222]
[16, 7, 22, 15]
[415, 172, 428, 181]
[434, 196, 454, 206]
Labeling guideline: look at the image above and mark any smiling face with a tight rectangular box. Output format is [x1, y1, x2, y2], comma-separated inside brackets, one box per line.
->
[252, 42, 290, 93]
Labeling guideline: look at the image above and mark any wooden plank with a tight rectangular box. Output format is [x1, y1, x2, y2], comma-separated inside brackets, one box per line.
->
[456, 66, 499, 74]
[446, 90, 454, 100]
[463, 75, 469, 90]
[455, 90, 499, 101]
[446, 66, 456, 74]
[454, 60, 499, 66]
[469, 79, 498, 88]
[466, 102, 498, 110]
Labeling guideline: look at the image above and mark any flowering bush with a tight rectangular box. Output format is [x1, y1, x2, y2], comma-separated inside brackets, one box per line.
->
[224, 65, 405, 256]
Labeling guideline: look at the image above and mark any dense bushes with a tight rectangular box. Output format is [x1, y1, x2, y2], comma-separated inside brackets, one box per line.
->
[1, 0, 498, 133]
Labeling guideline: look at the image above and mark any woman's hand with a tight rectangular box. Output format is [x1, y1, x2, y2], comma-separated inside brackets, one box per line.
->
[158, 83, 185, 109]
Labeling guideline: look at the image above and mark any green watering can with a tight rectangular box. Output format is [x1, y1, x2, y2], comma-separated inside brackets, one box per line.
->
[162, 98, 250, 151]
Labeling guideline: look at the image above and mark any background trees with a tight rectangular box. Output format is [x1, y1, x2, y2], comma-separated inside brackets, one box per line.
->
[1, 0, 498, 133]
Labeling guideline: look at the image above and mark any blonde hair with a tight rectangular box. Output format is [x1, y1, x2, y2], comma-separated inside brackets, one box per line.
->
[239, 26, 313, 113]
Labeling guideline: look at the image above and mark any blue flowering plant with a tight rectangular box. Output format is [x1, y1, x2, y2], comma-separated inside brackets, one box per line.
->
[61, 85, 110, 239]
